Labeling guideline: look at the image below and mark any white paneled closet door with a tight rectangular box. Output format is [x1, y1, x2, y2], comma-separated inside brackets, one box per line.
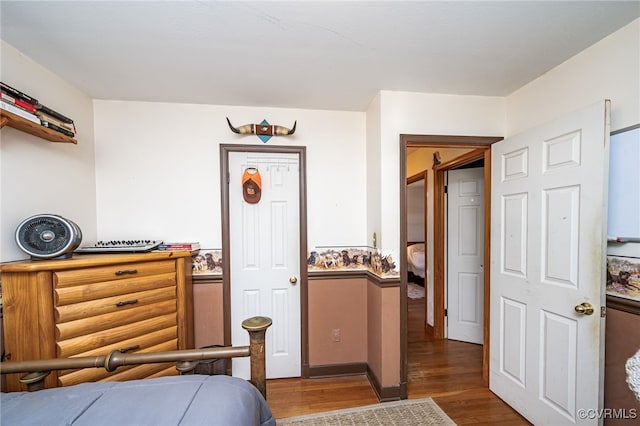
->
[229, 151, 301, 379]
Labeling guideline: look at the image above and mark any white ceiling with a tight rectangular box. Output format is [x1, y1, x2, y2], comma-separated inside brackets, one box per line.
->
[1, 1, 638, 112]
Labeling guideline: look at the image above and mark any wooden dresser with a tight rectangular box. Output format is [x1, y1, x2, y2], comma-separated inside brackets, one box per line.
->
[0, 251, 193, 391]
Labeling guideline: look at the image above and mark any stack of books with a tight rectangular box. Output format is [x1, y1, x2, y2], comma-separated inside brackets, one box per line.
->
[1, 83, 40, 124]
[1, 82, 76, 138]
[157, 242, 201, 253]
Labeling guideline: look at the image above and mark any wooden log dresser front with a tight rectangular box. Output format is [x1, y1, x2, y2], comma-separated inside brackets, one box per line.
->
[0, 251, 194, 391]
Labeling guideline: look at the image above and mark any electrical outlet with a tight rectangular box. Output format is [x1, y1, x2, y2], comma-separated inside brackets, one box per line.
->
[331, 328, 341, 342]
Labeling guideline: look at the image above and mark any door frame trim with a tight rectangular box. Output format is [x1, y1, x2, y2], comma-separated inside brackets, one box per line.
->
[407, 170, 428, 327]
[400, 135, 501, 390]
[220, 144, 308, 375]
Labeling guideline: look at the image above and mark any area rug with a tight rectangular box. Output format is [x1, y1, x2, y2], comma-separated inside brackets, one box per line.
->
[277, 397, 456, 425]
[408, 282, 425, 300]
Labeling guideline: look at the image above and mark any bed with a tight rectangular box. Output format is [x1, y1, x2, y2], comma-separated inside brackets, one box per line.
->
[407, 242, 425, 285]
[0, 316, 275, 426]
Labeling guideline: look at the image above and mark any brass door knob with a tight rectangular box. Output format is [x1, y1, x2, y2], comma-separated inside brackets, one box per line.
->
[574, 302, 594, 315]
[289, 276, 298, 285]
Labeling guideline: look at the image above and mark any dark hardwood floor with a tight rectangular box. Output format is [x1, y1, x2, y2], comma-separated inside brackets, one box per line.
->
[268, 295, 530, 424]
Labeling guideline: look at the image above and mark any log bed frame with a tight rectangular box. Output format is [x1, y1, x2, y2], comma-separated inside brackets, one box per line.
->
[0, 316, 272, 399]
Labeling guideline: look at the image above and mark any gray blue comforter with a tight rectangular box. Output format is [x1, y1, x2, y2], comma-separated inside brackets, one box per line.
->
[1, 374, 275, 426]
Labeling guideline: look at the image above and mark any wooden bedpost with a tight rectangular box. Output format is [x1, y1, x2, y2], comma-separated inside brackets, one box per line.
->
[241, 316, 272, 399]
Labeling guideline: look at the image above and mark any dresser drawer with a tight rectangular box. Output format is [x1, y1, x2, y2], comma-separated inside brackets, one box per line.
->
[56, 299, 177, 341]
[53, 260, 176, 288]
[64, 326, 178, 358]
[57, 313, 178, 358]
[55, 272, 176, 306]
[58, 337, 178, 387]
[55, 286, 176, 324]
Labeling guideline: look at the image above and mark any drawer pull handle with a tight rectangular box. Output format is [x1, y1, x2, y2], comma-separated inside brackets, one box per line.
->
[115, 299, 138, 307]
[115, 269, 138, 276]
[118, 345, 140, 353]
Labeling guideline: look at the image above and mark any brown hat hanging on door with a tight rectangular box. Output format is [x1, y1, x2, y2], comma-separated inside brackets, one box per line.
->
[242, 167, 262, 203]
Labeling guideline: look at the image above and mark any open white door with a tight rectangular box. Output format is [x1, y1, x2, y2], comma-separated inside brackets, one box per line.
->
[490, 100, 610, 425]
[447, 167, 484, 344]
[229, 152, 301, 379]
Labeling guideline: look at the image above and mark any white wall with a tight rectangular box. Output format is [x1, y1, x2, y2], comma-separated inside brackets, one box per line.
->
[365, 93, 382, 249]
[363, 91, 503, 328]
[0, 41, 96, 262]
[507, 18, 640, 135]
[378, 91, 506, 261]
[93, 101, 367, 249]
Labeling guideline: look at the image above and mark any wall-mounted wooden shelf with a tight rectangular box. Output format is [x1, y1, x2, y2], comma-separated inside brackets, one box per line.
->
[0, 109, 77, 144]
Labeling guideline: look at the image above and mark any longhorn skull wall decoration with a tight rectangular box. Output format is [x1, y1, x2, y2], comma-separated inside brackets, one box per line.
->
[226, 117, 296, 143]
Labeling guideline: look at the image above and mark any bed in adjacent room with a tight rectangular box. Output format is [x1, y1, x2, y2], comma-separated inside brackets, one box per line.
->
[407, 242, 425, 286]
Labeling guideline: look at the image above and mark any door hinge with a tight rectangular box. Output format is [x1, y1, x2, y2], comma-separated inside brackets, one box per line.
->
[226, 172, 230, 184]
[444, 308, 448, 317]
[444, 185, 448, 194]
[601, 306, 607, 318]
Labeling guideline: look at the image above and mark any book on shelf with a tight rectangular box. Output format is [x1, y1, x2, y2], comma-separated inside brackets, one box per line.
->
[157, 242, 201, 251]
[1, 81, 75, 127]
[41, 121, 75, 137]
[14, 98, 37, 113]
[1, 91, 38, 115]
[36, 111, 75, 132]
[0, 82, 39, 106]
[36, 103, 73, 124]
[0, 90, 16, 103]
[1, 99, 40, 124]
